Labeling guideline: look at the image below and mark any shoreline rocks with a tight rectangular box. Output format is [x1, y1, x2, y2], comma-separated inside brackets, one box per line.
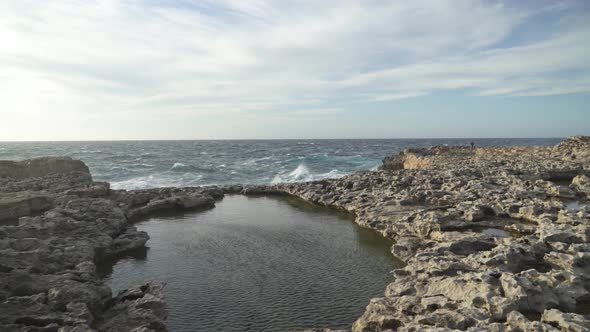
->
[2, 137, 590, 331]
[254, 136, 590, 331]
[0, 157, 221, 331]
[0, 157, 90, 180]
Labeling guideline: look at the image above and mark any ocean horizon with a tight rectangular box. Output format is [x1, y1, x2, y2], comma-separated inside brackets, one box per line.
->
[1, 138, 562, 190]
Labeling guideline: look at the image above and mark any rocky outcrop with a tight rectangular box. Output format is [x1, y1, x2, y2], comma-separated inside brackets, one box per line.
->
[111, 187, 220, 220]
[555, 135, 590, 161]
[0, 158, 221, 331]
[95, 282, 168, 332]
[0, 157, 90, 180]
[250, 136, 590, 331]
[0, 191, 53, 222]
[573, 175, 590, 198]
[380, 146, 474, 171]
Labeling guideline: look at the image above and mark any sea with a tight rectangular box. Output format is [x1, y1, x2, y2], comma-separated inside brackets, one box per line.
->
[0, 138, 561, 190]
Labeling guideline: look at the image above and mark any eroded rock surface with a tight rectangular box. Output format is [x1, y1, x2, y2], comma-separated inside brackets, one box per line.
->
[246, 136, 590, 331]
[0, 157, 220, 331]
[0, 157, 90, 180]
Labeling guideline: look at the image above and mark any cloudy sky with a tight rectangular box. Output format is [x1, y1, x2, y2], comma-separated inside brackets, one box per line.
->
[1, 0, 589, 140]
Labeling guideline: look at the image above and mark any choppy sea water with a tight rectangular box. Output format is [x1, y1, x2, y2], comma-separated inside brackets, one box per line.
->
[0, 138, 561, 189]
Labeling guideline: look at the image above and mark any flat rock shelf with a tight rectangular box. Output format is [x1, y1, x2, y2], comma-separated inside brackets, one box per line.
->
[99, 195, 401, 332]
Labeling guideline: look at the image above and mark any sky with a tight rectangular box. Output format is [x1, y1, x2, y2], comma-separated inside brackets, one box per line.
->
[0, 0, 589, 140]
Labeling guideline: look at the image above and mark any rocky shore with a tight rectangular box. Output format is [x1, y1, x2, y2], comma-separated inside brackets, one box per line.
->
[272, 136, 590, 331]
[1, 136, 590, 331]
[0, 158, 223, 331]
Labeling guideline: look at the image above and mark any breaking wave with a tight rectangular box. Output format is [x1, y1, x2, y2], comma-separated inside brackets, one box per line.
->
[171, 162, 191, 171]
[271, 164, 348, 184]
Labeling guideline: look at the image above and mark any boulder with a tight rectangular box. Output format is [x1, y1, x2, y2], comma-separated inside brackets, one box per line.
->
[542, 309, 590, 331]
[572, 174, 590, 196]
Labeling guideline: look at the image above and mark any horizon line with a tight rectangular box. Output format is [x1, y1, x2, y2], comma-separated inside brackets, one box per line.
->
[0, 136, 570, 143]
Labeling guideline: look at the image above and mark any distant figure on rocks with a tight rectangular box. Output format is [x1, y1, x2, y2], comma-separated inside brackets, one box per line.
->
[470, 141, 475, 150]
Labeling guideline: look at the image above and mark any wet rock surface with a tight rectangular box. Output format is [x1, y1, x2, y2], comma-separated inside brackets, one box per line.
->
[2, 137, 590, 331]
[0, 157, 219, 331]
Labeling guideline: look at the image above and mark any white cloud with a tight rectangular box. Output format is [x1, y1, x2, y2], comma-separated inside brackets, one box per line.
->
[363, 92, 428, 102]
[0, 0, 588, 139]
[286, 108, 343, 116]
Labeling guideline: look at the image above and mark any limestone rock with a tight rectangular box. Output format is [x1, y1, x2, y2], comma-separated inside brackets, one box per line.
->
[0, 157, 225, 331]
[0, 192, 53, 221]
[573, 174, 590, 196]
[0, 157, 90, 180]
[541, 309, 590, 332]
[272, 136, 590, 331]
[96, 282, 167, 332]
[448, 238, 496, 255]
[126, 193, 215, 219]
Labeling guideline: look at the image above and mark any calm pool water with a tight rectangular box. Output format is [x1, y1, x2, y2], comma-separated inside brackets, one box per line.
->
[99, 195, 401, 331]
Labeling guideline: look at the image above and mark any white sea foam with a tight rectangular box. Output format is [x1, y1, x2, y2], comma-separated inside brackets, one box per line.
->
[271, 164, 348, 184]
[171, 162, 195, 171]
[242, 156, 272, 166]
[111, 173, 204, 190]
[172, 162, 186, 168]
[272, 164, 309, 183]
[289, 164, 311, 179]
